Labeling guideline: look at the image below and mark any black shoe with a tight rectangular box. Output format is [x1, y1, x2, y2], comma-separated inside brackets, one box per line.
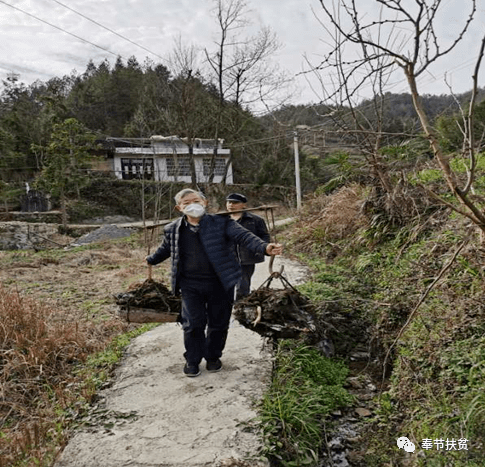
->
[183, 363, 200, 377]
[206, 359, 222, 372]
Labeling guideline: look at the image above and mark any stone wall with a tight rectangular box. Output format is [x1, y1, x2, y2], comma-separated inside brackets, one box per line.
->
[0, 222, 61, 250]
[0, 211, 63, 223]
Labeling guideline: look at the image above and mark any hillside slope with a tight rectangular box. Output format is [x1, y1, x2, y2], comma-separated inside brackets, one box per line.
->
[284, 183, 485, 466]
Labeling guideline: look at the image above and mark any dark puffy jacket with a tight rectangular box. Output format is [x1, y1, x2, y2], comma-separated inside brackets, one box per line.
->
[237, 212, 271, 265]
[146, 214, 269, 294]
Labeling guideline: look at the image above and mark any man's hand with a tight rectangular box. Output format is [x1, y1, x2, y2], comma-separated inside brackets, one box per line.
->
[266, 243, 283, 256]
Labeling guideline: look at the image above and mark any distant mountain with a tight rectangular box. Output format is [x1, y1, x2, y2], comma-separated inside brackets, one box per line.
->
[263, 89, 485, 130]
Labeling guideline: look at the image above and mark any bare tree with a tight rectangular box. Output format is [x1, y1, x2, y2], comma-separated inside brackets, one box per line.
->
[162, 39, 218, 187]
[205, 0, 284, 108]
[203, 0, 294, 183]
[305, 29, 397, 194]
[311, 0, 485, 232]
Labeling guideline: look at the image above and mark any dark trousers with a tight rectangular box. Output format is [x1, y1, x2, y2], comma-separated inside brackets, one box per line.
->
[236, 264, 256, 299]
[180, 277, 235, 366]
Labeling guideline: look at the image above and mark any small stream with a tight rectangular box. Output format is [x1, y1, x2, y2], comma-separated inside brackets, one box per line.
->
[318, 353, 383, 467]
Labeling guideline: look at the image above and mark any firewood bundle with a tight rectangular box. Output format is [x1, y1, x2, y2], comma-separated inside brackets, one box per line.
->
[233, 284, 317, 339]
[114, 279, 181, 323]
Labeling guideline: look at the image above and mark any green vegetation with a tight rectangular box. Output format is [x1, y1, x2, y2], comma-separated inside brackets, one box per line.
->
[259, 341, 353, 466]
[0, 56, 299, 193]
[33, 118, 96, 227]
[80, 324, 158, 390]
[278, 171, 485, 465]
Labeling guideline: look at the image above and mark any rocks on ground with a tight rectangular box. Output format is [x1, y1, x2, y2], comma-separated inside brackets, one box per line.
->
[70, 224, 135, 247]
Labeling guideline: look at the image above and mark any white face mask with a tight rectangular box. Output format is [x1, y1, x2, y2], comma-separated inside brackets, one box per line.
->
[182, 203, 206, 218]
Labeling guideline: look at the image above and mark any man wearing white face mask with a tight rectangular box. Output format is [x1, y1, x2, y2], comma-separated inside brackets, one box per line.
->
[146, 188, 283, 377]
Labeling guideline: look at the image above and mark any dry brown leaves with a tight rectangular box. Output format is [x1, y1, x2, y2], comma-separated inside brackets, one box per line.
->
[0, 284, 127, 466]
[314, 184, 369, 239]
[292, 184, 369, 254]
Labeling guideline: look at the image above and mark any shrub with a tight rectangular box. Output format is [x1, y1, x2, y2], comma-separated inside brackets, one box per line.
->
[0, 285, 106, 466]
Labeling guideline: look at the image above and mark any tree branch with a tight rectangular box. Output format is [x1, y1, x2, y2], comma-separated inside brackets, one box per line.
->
[463, 34, 485, 194]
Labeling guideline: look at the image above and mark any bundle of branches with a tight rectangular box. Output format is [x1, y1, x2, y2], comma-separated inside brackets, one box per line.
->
[233, 283, 318, 339]
[114, 279, 181, 323]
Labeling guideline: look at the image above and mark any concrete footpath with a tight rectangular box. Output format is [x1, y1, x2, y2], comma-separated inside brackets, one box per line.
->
[54, 256, 308, 467]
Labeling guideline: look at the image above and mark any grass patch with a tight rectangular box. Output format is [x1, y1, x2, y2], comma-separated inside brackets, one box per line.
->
[259, 340, 353, 466]
[80, 298, 113, 320]
[84, 324, 158, 372]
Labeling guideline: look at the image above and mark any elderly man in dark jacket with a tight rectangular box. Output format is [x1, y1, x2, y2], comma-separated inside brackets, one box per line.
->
[226, 193, 271, 299]
[146, 188, 282, 377]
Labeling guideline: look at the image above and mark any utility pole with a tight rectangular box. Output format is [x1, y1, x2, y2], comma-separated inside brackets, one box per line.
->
[293, 131, 302, 210]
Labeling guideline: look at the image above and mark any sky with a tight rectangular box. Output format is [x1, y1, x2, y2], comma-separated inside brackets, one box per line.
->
[1, 0, 485, 110]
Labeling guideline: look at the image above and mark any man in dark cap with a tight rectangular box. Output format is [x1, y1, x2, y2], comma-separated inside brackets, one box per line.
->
[226, 193, 270, 299]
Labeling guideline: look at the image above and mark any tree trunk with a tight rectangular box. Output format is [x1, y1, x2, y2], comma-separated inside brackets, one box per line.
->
[405, 66, 458, 192]
[60, 190, 68, 229]
[406, 66, 485, 231]
[188, 145, 197, 189]
[222, 153, 233, 187]
[208, 147, 218, 183]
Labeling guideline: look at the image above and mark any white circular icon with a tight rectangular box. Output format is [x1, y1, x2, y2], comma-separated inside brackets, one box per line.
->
[397, 436, 416, 453]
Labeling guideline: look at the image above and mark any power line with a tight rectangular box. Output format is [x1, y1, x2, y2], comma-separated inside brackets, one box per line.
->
[0, 0, 174, 81]
[229, 134, 289, 149]
[46, 0, 170, 64]
[0, 0, 124, 60]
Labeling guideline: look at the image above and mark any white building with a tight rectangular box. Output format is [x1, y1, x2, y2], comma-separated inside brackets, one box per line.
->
[112, 135, 233, 184]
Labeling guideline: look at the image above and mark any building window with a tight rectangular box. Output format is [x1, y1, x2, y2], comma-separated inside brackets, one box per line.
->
[166, 157, 191, 177]
[203, 158, 226, 177]
[120, 158, 154, 180]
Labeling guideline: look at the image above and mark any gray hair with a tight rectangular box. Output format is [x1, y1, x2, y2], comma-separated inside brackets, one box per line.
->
[174, 188, 206, 205]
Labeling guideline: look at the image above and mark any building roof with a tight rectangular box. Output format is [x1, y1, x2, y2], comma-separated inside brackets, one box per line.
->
[106, 135, 224, 149]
